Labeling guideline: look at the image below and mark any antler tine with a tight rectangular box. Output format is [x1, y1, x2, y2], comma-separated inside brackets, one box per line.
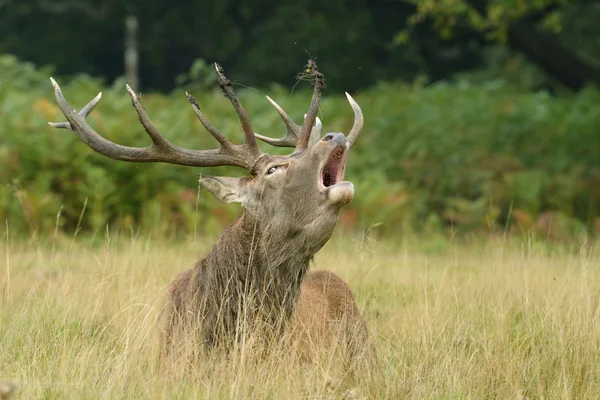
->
[266, 96, 301, 137]
[186, 91, 233, 150]
[254, 132, 297, 147]
[254, 96, 300, 147]
[48, 85, 102, 130]
[304, 113, 323, 145]
[214, 63, 261, 157]
[254, 98, 323, 148]
[345, 92, 364, 148]
[125, 84, 175, 149]
[48, 77, 259, 170]
[296, 60, 325, 151]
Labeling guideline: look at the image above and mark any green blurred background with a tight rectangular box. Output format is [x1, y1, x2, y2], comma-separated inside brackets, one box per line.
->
[1, 0, 599, 240]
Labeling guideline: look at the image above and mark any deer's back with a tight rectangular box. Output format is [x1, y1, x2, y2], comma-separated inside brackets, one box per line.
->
[290, 270, 367, 360]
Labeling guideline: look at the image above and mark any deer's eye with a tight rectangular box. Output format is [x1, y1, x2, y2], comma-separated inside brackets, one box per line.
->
[266, 166, 278, 175]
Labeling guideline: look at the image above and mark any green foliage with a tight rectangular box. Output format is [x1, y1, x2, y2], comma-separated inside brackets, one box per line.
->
[0, 0, 422, 93]
[2, 0, 599, 97]
[347, 77, 600, 235]
[404, 0, 569, 40]
[1, 55, 599, 237]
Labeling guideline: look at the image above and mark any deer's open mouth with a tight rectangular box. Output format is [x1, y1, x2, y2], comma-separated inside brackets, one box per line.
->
[320, 145, 347, 188]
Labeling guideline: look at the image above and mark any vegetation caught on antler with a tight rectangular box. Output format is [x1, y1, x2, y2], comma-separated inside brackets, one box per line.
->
[295, 60, 326, 150]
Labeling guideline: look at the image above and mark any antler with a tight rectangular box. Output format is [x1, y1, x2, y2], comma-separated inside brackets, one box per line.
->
[254, 60, 364, 150]
[255, 60, 325, 151]
[48, 63, 263, 172]
[344, 92, 364, 148]
[254, 96, 322, 147]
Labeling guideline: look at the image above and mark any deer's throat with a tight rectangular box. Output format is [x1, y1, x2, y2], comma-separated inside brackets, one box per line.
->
[207, 215, 314, 316]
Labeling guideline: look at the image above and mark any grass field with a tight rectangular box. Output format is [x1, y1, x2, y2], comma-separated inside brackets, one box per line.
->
[1, 229, 599, 399]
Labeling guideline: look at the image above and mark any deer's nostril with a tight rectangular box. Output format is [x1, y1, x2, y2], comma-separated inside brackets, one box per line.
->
[323, 134, 334, 141]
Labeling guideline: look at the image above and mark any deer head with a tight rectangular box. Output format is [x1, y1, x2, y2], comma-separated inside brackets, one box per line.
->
[48, 62, 363, 256]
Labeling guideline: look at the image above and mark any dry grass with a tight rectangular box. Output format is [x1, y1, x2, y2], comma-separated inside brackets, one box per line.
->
[1, 230, 599, 399]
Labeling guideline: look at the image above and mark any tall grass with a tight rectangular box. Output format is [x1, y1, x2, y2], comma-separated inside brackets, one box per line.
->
[1, 229, 599, 398]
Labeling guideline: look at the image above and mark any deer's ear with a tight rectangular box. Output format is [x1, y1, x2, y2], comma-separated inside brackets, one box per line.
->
[199, 176, 249, 204]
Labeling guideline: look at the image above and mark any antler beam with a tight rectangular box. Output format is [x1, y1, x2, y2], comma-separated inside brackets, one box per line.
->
[48, 65, 264, 172]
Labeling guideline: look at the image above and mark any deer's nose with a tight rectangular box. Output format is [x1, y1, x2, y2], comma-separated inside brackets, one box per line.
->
[321, 132, 347, 145]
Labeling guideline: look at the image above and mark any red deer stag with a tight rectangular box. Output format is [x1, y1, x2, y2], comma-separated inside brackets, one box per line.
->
[48, 61, 368, 365]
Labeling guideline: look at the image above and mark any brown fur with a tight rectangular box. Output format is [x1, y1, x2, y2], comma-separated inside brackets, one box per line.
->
[290, 270, 368, 362]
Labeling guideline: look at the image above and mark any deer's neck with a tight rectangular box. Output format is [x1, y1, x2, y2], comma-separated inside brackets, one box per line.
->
[202, 214, 316, 323]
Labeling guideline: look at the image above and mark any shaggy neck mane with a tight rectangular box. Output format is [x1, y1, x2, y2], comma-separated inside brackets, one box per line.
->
[194, 212, 317, 347]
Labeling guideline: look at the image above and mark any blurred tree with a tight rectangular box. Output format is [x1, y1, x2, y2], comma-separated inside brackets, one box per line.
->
[0, 0, 124, 81]
[1, 0, 598, 92]
[404, 0, 600, 90]
[0, 0, 485, 91]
